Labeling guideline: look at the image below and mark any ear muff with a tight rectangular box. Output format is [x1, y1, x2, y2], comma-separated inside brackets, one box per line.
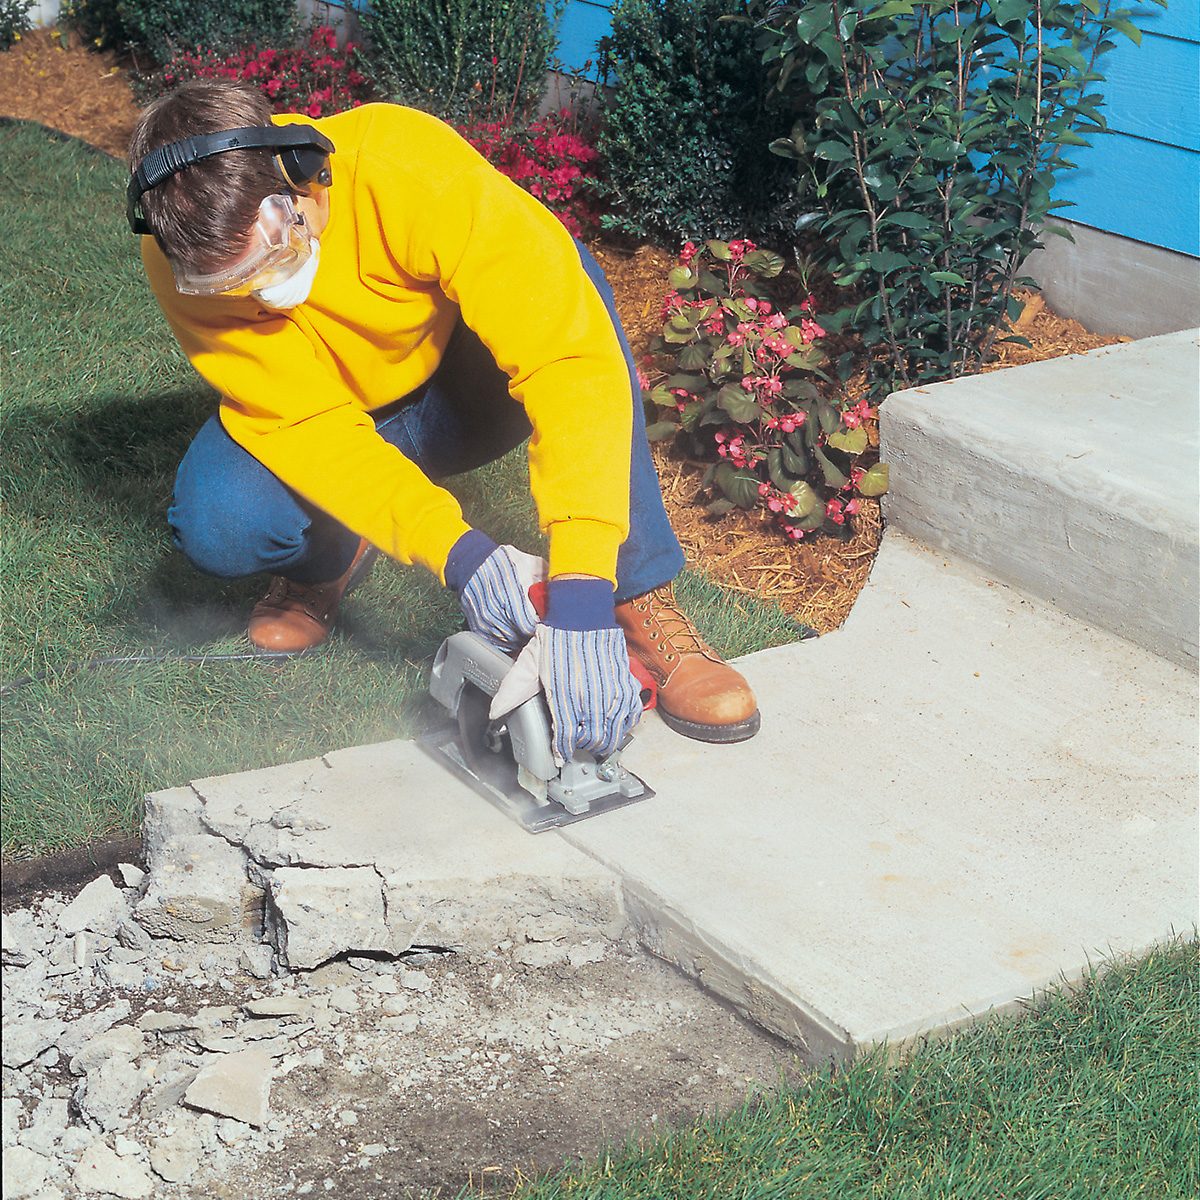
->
[127, 125, 335, 236]
[275, 142, 333, 191]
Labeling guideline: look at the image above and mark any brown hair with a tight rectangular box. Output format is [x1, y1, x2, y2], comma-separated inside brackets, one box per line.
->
[128, 80, 281, 271]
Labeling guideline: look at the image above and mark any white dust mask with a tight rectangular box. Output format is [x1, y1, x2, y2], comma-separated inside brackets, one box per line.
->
[253, 238, 321, 310]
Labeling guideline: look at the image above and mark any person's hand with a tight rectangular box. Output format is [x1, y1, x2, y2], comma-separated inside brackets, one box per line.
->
[491, 624, 643, 764]
[455, 542, 547, 654]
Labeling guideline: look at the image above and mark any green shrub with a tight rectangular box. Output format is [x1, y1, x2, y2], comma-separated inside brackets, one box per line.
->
[59, 0, 132, 51]
[99, 0, 296, 64]
[359, 0, 563, 123]
[761, 0, 1149, 397]
[595, 0, 796, 244]
[0, 0, 33, 49]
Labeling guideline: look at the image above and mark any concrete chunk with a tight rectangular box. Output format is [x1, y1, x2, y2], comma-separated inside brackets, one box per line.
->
[75, 1058, 150, 1132]
[73, 1140, 154, 1198]
[141, 786, 206, 876]
[134, 834, 261, 944]
[3, 1018, 67, 1069]
[2, 1145, 51, 1199]
[58, 876, 128, 937]
[183, 1048, 272, 1127]
[149, 1123, 202, 1184]
[266, 866, 393, 969]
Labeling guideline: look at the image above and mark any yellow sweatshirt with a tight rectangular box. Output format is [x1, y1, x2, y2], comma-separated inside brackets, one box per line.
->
[142, 103, 632, 584]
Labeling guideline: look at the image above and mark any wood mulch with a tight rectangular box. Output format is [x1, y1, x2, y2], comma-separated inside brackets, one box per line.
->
[1, 28, 1128, 632]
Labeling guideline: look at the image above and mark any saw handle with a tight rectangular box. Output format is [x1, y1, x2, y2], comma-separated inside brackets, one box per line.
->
[527, 581, 657, 711]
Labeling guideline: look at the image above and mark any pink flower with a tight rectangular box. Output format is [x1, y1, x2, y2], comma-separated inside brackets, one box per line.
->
[767, 312, 788, 330]
[680, 241, 698, 264]
[745, 298, 759, 313]
[825, 498, 846, 525]
[727, 331, 745, 347]
[784, 525, 805, 540]
[800, 317, 826, 343]
[845, 498, 862, 516]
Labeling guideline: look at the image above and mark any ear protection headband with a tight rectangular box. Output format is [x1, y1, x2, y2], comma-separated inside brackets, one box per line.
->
[127, 125, 335, 236]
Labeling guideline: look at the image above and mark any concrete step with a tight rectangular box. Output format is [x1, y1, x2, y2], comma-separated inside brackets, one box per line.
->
[880, 330, 1199, 667]
[140, 533, 1197, 1063]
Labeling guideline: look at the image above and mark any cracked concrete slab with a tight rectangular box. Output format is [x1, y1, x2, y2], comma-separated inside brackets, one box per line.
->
[141, 740, 625, 970]
[137, 532, 1196, 1059]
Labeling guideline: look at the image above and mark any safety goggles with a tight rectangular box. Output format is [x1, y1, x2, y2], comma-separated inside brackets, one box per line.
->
[171, 194, 314, 297]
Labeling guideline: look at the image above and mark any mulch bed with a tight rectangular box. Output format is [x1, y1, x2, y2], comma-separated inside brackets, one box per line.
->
[1, 27, 1128, 632]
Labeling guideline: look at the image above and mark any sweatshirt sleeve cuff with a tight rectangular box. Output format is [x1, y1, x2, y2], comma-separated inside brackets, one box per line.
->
[546, 518, 623, 586]
[443, 529, 498, 593]
[544, 579, 616, 631]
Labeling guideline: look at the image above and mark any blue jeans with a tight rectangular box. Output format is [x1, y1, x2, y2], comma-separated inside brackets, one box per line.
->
[169, 241, 685, 602]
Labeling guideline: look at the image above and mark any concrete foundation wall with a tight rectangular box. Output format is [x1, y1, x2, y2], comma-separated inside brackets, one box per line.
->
[1024, 220, 1200, 339]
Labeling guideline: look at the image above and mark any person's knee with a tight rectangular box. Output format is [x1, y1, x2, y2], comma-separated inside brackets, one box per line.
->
[168, 490, 305, 579]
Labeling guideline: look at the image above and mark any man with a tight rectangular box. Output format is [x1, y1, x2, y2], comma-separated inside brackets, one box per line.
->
[128, 80, 759, 764]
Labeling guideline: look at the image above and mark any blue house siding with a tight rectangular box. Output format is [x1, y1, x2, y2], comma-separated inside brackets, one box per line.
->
[556, 0, 614, 74]
[1054, 0, 1200, 256]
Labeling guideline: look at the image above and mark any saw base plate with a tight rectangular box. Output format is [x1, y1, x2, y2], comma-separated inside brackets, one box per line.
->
[418, 723, 655, 834]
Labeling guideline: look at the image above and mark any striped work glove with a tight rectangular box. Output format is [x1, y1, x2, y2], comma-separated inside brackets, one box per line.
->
[490, 580, 643, 765]
[444, 532, 546, 654]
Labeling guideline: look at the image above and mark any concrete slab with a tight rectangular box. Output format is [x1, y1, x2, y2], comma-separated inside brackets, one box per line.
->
[561, 533, 1198, 1059]
[141, 545, 1196, 1051]
[881, 330, 1200, 666]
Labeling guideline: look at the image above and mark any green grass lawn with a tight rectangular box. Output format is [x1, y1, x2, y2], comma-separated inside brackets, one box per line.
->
[0, 119, 806, 857]
[512, 938, 1198, 1199]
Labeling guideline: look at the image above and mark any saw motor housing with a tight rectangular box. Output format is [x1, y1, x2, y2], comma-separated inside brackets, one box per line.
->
[424, 631, 652, 832]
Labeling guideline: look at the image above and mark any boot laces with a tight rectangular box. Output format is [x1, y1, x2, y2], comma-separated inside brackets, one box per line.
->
[260, 575, 336, 622]
[638, 585, 711, 657]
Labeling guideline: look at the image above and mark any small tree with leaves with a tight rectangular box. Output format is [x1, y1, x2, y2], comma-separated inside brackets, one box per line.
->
[759, 0, 1151, 397]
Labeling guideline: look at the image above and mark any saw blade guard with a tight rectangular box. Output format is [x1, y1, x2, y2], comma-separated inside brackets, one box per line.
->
[429, 631, 557, 782]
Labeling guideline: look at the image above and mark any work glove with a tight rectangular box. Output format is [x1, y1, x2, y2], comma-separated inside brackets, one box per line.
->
[444, 532, 546, 655]
[490, 579, 645, 765]
[491, 624, 643, 765]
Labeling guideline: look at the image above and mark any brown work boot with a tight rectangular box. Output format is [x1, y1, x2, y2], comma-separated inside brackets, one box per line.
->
[247, 540, 378, 653]
[616, 583, 760, 743]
